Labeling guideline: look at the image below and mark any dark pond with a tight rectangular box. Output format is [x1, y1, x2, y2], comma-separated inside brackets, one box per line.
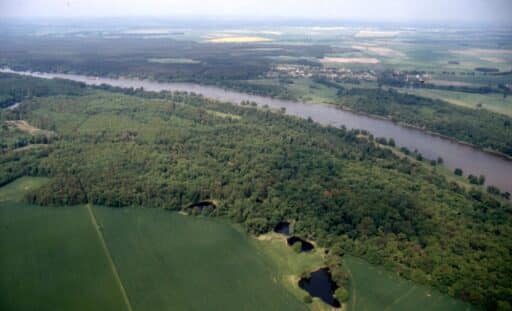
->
[187, 201, 216, 213]
[274, 221, 291, 235]
[287, 236, 314, 252]
[3, 68, 511, 194]
[299, 268, 340, 308]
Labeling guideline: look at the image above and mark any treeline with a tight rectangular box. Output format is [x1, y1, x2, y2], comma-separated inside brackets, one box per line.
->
[377, 70, 505, 95]
[336, 87, 512, 157]
[213, 80, 297, 101]
[0, 35, 330, 83]
[0, 86, 507, 309]
[0, 73, 87, 108]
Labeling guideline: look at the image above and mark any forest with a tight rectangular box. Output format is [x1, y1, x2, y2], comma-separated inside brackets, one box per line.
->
[335, 87, 512, 157]
[1, 74, 511, 310]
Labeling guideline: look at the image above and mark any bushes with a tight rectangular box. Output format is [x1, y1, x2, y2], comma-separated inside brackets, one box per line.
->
[337, 88, 512, 157]
[3, 89, 510, 309]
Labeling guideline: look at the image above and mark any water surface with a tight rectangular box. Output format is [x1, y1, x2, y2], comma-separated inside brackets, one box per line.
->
[299, 268, 340, 308]
[3, 68, 511, 193]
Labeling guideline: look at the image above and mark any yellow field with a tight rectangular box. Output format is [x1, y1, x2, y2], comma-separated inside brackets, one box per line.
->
[208, 36, 272, 43]
[320, 57, 380, 64]
[5, 120, 55, 136]
[355, 30, 400, 37]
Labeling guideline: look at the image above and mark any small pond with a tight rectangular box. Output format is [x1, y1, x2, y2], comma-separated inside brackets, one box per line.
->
[274, 221, 291, 236]
[187, 201, 216, 213]
[287, 236, 314, 252]
[299, 268, 340, 308]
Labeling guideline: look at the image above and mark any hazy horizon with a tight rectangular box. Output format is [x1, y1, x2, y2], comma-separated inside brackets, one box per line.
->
[1, 0, 512, 26]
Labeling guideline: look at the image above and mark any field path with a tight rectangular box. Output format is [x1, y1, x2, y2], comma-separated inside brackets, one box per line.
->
[382, 285, 417, 311]
[344, 263, 357, 311]
[86, 204, 134, 311]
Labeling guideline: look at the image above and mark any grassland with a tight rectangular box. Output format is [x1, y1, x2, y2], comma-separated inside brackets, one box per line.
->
[92, 207, 306, 311]
[397, 88, 512, 117]
[0, 177, 312, 310]
[0, 176, 488, 311]
[343, 256, 476, 311]
[253, 233, 328, 310]
[0, 177, 128, 311]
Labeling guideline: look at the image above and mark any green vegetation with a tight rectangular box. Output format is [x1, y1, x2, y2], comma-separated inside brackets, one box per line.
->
[398, 88, 512, 117]
[336, 87, 512, 157]
[0, 74, 510, 309]
[93, 207, 306, 311]
[343, 256, 476, 311]
[0, 72, 87, 108]
[0, 177, 128, 311]
[0, 178, 308, 310]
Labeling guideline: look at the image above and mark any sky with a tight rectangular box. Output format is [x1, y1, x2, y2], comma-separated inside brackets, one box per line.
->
[1, 0, 511, 24]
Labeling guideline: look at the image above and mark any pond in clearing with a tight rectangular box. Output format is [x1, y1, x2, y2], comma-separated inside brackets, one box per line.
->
[299, 268, 340, 308]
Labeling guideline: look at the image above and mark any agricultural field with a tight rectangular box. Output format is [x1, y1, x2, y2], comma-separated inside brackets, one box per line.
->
[343, 256, 476, 311]
[396, 88, 512, 117]
[92, 207, 306, 311]
[0, 177, 479, 311]
[0, 177, 128, 311]
[1, 18, 512, 310]
[0, 177, 309, 311]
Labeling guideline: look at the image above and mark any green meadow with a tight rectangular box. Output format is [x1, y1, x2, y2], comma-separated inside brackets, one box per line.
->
[0, 177, 127, 311]
[398, 88, 512, 117]
[343, 256, 477, 311]
[0, 177, 306, 311]
[0, 177, 485, 310]
[92, 207, 306, 311]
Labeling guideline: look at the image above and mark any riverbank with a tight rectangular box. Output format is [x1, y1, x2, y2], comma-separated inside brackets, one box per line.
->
[2, 67, 510, 193]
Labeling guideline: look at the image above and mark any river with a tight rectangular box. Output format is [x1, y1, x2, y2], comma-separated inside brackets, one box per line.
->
[2, 68, 511, 194]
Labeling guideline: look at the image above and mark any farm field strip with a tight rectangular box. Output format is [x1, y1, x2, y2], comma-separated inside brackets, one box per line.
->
[86, 204, 133, 311]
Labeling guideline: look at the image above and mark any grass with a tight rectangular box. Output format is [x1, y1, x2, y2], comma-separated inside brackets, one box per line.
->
[0, 178, 484, 311]
[0, 178, 127, 311]
[397, 88, 512, 117]
[343, 256, 477, 311]
[0, 176, 49, 202]
[0, 178, 307, 311]
[91, 207, 307, 311]
[253, 233, 328, 310]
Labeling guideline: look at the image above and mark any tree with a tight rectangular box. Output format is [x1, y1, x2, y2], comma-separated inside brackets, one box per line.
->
[292, 241, 302, 253]
[303, 295, 313, 304]
[468, 175, 479, 185]
[487, 186, 501, 196]
[497, 300, 511, 311]
[335, 287, 349, 302]
[478, 175, 486, 185]
[454, 168, 463, 176]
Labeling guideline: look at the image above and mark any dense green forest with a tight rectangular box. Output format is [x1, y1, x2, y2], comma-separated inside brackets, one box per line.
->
[221, 77, 512, 157]
[0, 35, 329, 82]
[335, 87, 512, 157]
[0, 73, 87, 108]
[1, 74, 511, 310]
[2, 35, 511, 158]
